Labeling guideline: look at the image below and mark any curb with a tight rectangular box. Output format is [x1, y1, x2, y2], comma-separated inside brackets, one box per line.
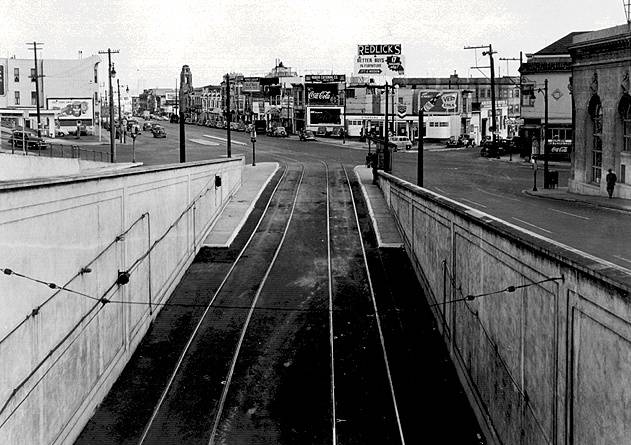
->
[522, 189, 631, 214]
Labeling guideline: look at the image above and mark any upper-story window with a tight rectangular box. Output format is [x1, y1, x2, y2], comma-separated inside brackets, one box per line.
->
[522, 84, 535, 107]
[14, 91, 20, 104]
[14, 68, 19, 82]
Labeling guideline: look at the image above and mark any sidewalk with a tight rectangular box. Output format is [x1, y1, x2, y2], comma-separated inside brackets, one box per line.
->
[202, 162, 279, 247]
[43, 135, 109, 146]
[523, 186, 631, 213]
[354, 165, 403, 248]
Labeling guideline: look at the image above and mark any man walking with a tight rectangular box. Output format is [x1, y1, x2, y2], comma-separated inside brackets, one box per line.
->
[606, 168, 617, 198]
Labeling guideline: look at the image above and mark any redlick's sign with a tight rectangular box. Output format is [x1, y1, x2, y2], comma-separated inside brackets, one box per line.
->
[357, 44, 402, 56]
[306, 83, 339, 105]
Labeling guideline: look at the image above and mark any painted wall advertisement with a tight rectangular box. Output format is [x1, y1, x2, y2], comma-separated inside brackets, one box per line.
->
[242, 77, 261, 92]
[417, 90, 460, 114]
[354, 44, 404, 76]
[306, 83, 340, 105]
[47, 98, 94, 124]
[307, 106, 343, 126]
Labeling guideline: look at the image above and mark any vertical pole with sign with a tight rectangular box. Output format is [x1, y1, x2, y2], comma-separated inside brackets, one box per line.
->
[418, 109, 424, 186]
[251, 128, 256, 166]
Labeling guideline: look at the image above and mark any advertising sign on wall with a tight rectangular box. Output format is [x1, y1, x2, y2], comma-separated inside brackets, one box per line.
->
[307, 106, 343, 126]
[417, 90, 460, 114]
[354, 43, 404, 76]
[242, 77, 261, 92]
[47, 98, 94, 124]
[305, 74, 346, 83]
[306, 83, 340, 105]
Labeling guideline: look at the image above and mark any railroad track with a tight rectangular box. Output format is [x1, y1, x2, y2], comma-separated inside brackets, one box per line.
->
[108, 161, 405, 445]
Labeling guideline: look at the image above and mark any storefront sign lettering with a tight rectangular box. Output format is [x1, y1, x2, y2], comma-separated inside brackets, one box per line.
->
[358, 44, 402, 56]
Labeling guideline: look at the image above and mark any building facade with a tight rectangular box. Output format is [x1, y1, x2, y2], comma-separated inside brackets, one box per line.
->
[569, 25, 631, 198]
[0, 54, 100, 136]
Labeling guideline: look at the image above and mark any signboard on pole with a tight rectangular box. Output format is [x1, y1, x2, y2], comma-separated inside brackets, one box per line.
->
[354, 44, 404, 76]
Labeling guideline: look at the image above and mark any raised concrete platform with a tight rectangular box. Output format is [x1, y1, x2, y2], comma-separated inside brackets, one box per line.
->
[203, 162, 279, 247]
[354, 165, 403, 248]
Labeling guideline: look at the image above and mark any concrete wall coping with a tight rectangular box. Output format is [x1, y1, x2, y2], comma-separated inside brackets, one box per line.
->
[379, 171, 631, 295]
[0, 156, 244, 192]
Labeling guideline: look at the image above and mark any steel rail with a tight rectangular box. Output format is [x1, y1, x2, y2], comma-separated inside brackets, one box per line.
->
[207, 164, 305, 444]
[341, 163, 406, 445]
[138, 162, 291, 445]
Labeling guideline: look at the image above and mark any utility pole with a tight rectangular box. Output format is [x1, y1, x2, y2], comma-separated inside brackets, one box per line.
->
[98, 48, 119, 163]
[465, 44, 497, 143]
[417, 108, 424, 186]
[543, 78, 549, 188]
[384, 82, 390, 172]
[499, 52, 522, 159]
[225, 73, 231, 158]
[117, 78, 122, 143]
[179, 69, 186, 163]
[27, 42, 43, 138]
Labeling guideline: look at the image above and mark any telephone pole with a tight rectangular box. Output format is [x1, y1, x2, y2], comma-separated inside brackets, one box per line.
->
[26, 42, 43, 138]
[465, 44, 497, 143]
[225, 73, 232, 158]
[117, 78, 122, 143]
[99, 48, 119, 163]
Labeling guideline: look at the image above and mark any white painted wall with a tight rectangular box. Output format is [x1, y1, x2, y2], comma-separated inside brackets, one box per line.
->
[0, 153, 118, 180]
[0, 157, 243, 444]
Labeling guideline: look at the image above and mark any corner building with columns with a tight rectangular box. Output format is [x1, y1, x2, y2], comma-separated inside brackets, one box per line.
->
[569, 24, 631, 199]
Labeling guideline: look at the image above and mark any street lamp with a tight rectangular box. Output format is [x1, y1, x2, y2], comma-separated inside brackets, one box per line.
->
[530, 79, 549, 188]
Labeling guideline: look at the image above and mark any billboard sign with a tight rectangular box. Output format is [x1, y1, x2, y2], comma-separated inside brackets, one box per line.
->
[305, 74, 346, 83]
[306, 83, 340, 105]
[47, 98, 94, 123]
[242, 77, 261, 92]
[307, 106, 343, 126]
[418, 90, 460, 114]
[354, 44, 404, 76]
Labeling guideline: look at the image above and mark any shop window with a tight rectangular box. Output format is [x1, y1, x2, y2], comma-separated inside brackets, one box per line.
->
[439, 122, 448, 127]
[14, 91, 20, 105]
[589, 96, 603, 184]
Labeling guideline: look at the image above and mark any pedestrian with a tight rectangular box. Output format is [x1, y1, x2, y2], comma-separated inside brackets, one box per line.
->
[605, 168, 617, 198]
[342, 128, 346, 144]
[370, 152, 379, 185]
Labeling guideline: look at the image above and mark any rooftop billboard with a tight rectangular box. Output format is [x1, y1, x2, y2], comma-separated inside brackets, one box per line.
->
[354, 44, 404, 76]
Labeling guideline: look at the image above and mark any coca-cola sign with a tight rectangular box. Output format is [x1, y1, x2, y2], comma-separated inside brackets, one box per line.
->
[306, 83, 339, 105]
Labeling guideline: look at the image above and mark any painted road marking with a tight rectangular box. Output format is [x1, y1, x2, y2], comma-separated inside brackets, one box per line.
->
[476, 188, 520, 201]
[614, 255, 631, 265]
[550, 208, 590, 220]
[204, 134, 247, 146]
[512, 217, 552, 234]
[461, 198, 488, 208]
[189, 138, 219, 146]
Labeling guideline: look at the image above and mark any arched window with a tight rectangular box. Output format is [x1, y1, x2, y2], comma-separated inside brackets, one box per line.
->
[620, 94, 631, 152]
[588, 95, 603, 183]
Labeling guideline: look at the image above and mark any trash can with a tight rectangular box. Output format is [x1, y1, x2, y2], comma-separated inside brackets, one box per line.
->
[546, 170, 559, 189]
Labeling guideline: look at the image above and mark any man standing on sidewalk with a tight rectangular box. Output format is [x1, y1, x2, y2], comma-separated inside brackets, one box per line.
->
[606, 168, 617, 198]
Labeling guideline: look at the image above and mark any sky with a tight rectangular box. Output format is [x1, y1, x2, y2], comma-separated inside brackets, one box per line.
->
[3, 0, 628, 94]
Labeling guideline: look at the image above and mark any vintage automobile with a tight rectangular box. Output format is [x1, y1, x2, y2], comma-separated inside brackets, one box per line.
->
[299, 130, 316, 141]
[389, 136, 413, 151]
[269, 126, 287, 137]
[152, 126, 167, 138]
[8, 130, 49, 150]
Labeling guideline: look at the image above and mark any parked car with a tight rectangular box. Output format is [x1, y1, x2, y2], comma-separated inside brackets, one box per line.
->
[215, 121, 225, 129]
[237, 122, 247, 132]
[152, 126, 166, 138]
[272, 126, 287, 137]
[480, 138, 505, 158]
[447, 134, 475, 148]
[299, 130, 316, 141]
[389, 135, 413, 151]
[142, 122, 154, 131]
[8, 130, 49, 150]
[229, 122, 239, 131]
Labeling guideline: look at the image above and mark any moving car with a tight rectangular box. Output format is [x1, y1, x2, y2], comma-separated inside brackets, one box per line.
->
[389, 135, 413, 151]
[270, 126, 287, 137]
[142, 122, 154, 131]
[299, 130, 316, 141]
[152, 126, 166, 138]
[8, 130, 49, 150]
[446, 134, 475, 148]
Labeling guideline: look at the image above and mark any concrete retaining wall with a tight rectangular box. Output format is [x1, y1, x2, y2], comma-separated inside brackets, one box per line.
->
[0, 153, 116, 181]
[0, 158, 243, 444]
[378, 172, 631, 445]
